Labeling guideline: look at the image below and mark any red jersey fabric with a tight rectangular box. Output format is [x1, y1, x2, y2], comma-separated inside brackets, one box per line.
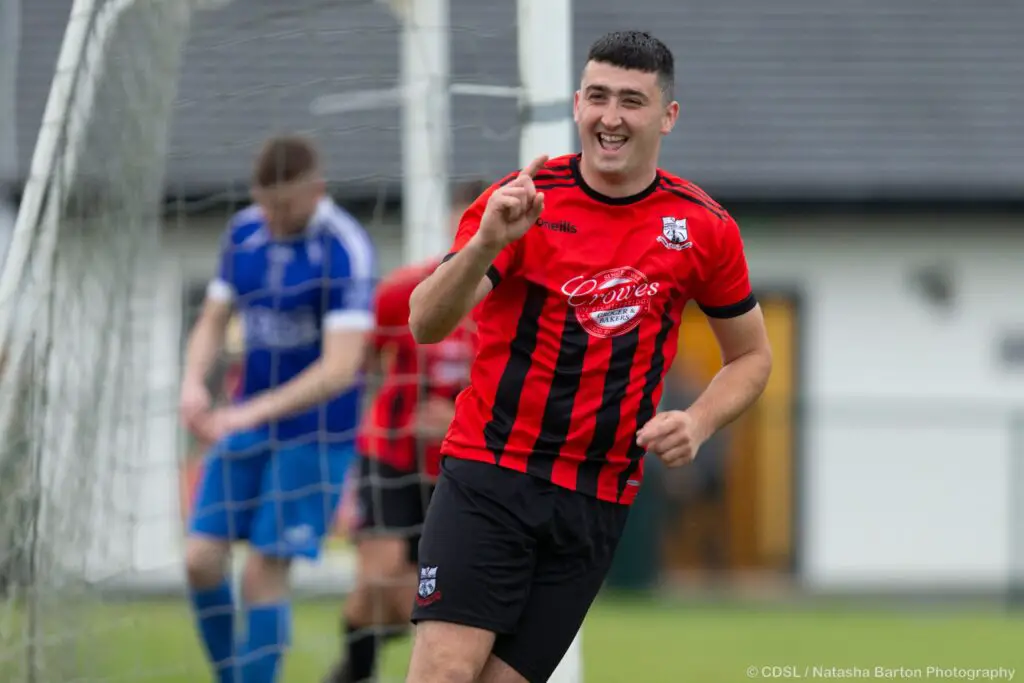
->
[439, 153, 756, 505]
[356, 259, 477, 478]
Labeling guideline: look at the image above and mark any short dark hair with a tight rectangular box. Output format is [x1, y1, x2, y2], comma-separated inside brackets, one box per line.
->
[252, 135, 320, 188]
[585, 30, 675, 102]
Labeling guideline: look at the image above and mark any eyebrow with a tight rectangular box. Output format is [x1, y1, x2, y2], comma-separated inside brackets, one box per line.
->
[584, 84, 649, 100]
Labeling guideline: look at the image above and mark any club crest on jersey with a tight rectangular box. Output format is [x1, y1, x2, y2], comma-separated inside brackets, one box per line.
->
[562, 267, 660, 339]
[658, 216, 691, 251]
[416, 566, 441, 606]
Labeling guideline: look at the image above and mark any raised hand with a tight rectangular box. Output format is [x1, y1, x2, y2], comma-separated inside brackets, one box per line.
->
[475, 155, 548, 251]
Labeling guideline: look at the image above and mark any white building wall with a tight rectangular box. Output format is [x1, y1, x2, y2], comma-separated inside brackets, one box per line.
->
[156, 209, 1024, 591]
[741, 215, 1024, 591]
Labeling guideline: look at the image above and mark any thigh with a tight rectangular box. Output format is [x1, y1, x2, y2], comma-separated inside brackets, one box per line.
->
[411, 458, 537, 635]
[188, 430, 270, 542]
[249, 442, 355, 560]
[492, 489, 631, 683]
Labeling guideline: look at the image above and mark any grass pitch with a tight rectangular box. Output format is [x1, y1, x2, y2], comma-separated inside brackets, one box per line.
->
[2, 594, 1022, 682]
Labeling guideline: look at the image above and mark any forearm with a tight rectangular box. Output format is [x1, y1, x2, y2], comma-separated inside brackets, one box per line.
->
[245, 354, 363, 424]
[686, 349, 772, 440]
[409, 237, 498, 343]
[183, 321, 225, 385]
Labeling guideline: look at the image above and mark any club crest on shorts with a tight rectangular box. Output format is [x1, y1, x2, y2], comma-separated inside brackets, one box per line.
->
[658, 216, 691, 251]
[416, 566, 441, 606]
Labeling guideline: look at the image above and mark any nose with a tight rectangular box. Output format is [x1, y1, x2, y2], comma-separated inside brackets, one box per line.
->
[599, 103, 623, 130]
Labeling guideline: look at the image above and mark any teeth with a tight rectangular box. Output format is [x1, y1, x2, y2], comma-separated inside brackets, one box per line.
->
[599, 133, 626, 142]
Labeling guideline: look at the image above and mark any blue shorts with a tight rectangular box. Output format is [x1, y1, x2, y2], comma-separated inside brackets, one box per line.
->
[188, 428, 354, 560]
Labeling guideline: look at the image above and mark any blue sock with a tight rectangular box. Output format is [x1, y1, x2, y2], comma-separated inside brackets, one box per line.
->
[190, 581, 237, 683]
[241, 603, 291, 683]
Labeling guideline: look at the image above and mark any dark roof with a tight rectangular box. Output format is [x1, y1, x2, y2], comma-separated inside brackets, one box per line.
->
[8, 0, 1024, 202]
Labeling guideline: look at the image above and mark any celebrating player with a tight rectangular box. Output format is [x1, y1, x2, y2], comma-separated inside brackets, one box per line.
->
[323, 181, 484, 683]
[405, 30, 773, 683]
[179, 135, 376, 683]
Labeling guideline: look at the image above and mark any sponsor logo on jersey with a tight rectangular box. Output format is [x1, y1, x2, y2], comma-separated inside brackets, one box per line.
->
[561, 267, 660, 338]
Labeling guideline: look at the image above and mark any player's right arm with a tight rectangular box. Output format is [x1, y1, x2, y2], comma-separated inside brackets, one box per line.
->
[179, 232, 236, 429]
[408, 155, 548, 344]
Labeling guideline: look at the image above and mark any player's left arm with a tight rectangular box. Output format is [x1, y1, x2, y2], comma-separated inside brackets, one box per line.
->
[686, 214, 772, 440]
[638, 214, 772, 463]
[240, 231, 375, 426]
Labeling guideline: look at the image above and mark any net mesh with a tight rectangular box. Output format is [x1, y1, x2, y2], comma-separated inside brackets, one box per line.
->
[0, 0, 481, 681]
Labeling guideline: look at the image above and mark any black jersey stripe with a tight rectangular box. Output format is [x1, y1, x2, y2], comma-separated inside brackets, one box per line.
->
[658, 183, 727, 220]
[527, 304, 590, 481]
[485, 282, 547, 463]
[617, 306, 674, 501]
[660, 177, 721, 210]
[575, 324, 641, 497]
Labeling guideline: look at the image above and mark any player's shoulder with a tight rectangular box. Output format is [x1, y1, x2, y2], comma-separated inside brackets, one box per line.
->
[655, 169, 733, 225]
[491, 153, 576, 190]
[224, 204, 267, 248]
[312, 198, 369, 243]
[310, 198, 376, 271]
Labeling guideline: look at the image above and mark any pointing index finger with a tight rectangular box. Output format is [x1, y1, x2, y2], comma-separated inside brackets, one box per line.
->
[518, 154, 549, 180]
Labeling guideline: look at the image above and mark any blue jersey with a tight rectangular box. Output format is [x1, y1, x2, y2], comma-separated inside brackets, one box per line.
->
[207, 197, 376, 444]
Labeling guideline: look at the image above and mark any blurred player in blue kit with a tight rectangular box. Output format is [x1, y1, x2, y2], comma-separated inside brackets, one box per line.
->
[179, 135, 376, 683]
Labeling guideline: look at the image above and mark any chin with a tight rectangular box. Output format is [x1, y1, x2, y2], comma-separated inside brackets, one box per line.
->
[592, 155, 630, 177]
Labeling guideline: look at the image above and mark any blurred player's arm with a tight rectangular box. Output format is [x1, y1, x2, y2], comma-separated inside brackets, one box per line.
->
[242, 325, 370, 424]
[179, 263, 235, 428]
[182, 297, 233, 388]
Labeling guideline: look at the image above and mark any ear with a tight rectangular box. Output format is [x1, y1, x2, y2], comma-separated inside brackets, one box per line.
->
[312, 175, 327, 196]
[661, 100, 680, 136]
[573, 90, 581, 123]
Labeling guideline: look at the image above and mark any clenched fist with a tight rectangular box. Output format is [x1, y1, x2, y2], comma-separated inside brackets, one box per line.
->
[473, 154, 549, 251]
[635, 410, 710, 467]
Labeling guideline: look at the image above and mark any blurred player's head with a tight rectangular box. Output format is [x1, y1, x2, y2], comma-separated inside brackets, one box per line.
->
[250, 135, 326, 236]
[575, 31, 678, 194]
[449, 179, 487, 235]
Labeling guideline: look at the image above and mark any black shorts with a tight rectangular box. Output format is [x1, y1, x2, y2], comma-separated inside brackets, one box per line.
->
[353, 455, 434, 564]
[411, 457, 630, 683]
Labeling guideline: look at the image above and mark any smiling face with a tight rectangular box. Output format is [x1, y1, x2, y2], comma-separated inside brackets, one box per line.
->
[574, 60, 679, 196]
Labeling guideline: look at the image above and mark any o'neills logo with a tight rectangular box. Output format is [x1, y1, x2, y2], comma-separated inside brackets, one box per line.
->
[561, 267, 660, 338]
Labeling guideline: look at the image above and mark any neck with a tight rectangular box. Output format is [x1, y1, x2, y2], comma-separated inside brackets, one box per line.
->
[578, 155, 658, 198]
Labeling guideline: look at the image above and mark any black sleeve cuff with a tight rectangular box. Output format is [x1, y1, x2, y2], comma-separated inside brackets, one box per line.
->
[698, 293, 757, 319]
[441, 251, 502, 288]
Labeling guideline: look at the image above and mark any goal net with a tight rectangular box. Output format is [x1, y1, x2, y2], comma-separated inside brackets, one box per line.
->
[0, 0, 580, 681]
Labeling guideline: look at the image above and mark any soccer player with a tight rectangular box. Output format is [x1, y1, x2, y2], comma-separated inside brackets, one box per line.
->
[323, 181, 484, 683]
[405, 30, 774, 683]
[179, 135, 375, 683]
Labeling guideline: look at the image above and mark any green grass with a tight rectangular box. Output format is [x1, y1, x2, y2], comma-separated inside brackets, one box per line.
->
[3, 594, 1023, 682]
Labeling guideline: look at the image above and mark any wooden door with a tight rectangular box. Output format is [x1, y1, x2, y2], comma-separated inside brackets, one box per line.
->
[661, 293, 798, 575]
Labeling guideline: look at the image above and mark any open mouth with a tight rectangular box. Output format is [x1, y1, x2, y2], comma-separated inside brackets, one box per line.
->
[597, 132, 627, 152]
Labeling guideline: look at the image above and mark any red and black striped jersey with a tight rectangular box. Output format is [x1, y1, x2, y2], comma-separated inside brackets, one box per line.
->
[439, 153, 755, 505]
[356, 259, 477, 478]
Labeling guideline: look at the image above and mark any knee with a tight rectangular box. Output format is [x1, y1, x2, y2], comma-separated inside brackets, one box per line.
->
[406, 622, 492, 683]
[185, 537, 229, 589]
[241, 552, 290, 604]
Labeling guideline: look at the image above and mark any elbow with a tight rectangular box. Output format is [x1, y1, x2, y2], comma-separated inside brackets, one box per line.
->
[752, 344, 774, 392]
[407, 290, 444, 344]
[408, 312, 443, 345]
